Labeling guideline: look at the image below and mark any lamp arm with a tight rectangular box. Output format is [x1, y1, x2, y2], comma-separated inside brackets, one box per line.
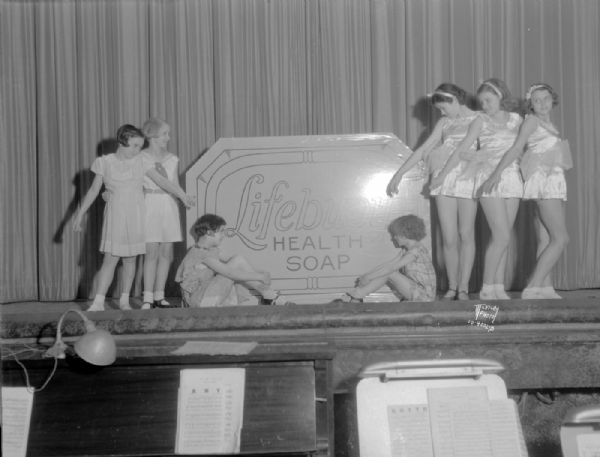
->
[59, 308, 97, 332]
[45, 308, 97, 359]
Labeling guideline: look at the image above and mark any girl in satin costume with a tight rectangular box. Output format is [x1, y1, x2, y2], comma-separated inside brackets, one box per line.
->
[387, 83, 478, 300]
[481, 83, 570, 299]
[432, 79, 523, 300]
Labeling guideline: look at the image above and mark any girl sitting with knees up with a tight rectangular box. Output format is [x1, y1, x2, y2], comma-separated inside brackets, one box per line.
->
[175, 214, 290, 307]
[338, 214, 436, 303]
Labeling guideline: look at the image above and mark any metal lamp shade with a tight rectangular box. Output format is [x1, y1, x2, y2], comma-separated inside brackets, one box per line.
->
[74, 328, 117, 366]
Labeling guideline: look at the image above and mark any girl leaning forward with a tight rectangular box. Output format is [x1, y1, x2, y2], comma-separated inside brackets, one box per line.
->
[432, 78, 523, 300]
[387, 83, 478, 301]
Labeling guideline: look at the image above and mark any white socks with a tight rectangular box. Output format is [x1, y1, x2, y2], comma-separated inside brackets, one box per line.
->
[522, 287, 544, 299]
[493, 284, 510, 300]
[119, 293, 132, 310]
[522, 286, 562, 299]
[88, 294, 105, 312]
[479, 284, 510, 300]
[144, 290, 170, 307]
[540, 286, 562, 299]
[479, 284, 496, 300]
[143, 291, 154, 303]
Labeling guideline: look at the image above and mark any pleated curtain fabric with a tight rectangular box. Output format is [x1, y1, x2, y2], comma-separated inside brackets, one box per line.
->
[2, 0, 599, 301]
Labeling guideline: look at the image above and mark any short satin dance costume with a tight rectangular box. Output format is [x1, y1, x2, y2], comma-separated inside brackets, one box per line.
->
[429, 113, 479, 199]
[521, 115, 568, 201]
[471, 112, 523, 198]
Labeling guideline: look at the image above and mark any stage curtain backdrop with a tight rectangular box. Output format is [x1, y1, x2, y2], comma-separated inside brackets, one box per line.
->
[2, 0, 599, 302]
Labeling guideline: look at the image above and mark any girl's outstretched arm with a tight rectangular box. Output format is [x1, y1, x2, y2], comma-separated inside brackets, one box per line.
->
[429, 117, 482, 190]
[387, 119, 445, 196]
[202, 257, 270, 284]
[72, 174, 103, 231]
[145, 168, 195, 207]
[480, 115, 537, 194]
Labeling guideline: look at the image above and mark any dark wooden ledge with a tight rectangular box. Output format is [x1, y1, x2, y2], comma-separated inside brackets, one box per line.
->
[3, 298, 600, 390]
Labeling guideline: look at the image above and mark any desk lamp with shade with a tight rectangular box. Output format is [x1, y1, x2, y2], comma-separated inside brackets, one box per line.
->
[44, 308, 117, 366]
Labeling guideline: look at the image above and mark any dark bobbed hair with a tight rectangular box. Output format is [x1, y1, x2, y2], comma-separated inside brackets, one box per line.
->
[527, 83, 559, 111]
[431, 83, 468, 105]
[191, 214, 226, 241]
[116, 124, 145, 147]
[388, 214, 427, 242]
[476, 78, 517, 111]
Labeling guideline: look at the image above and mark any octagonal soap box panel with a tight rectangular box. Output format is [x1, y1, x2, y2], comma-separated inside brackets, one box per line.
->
[185, 133, 430, 304]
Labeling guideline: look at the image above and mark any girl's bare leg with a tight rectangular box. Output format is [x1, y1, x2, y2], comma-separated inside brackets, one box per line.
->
[457, 197, 478, 294]
[386, 271, 415, 300]
[143, 242, 159, 305]
[226, 255, 277, 299]
[435, 196, 459, 293]
[154, 242, 174, 304]
[89, 253, 121, 311]
[479, 197, 514, 299]
[119, 256, 136, 309]
[132, 255, 144, 297]
[527, 199, 569, 287]
[351, 276, 389, 298]
[533, 207, 553, 287]
[493, 198, 519, 284]
[351, 271, 414, 301]
[480, 198, 513, 285]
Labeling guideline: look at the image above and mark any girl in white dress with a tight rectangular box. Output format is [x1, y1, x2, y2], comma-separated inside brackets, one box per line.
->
[432, 79, 523, 300]
[481, 83, 570, 299]
[73, 124, 194, 311]
[140, 118, 188, 309]
[387, 83, 478, 300]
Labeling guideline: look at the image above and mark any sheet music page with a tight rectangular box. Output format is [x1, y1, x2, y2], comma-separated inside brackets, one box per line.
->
[387, 404, 434, 457]
[576, 433, 600, 457]
[489, 399, 529, 457]
[1, 387, 34, 457]
[175, 368, 245, 455]
[427, 386, 492, 457]
[427, 386, 527, 457]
